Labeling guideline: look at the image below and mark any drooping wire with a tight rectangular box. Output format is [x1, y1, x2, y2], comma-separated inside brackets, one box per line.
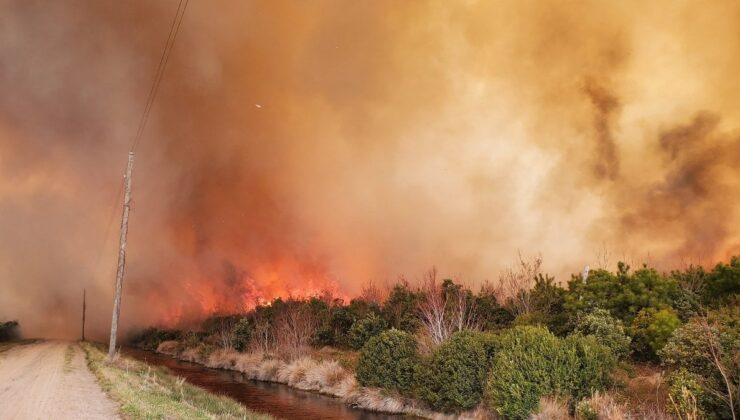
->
[93, 0, 189, 278]
[131, 0, 189, 152]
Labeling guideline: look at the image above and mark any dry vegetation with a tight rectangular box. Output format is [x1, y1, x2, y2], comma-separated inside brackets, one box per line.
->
[81, 342, 272, 420]
[161, 342, 437, 417]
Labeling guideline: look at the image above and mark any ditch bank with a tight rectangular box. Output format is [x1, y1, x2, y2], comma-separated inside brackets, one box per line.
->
[147, 341, 483, 419]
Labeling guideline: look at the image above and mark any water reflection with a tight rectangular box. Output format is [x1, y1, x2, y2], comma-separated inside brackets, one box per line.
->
[124, 348, 406, 420]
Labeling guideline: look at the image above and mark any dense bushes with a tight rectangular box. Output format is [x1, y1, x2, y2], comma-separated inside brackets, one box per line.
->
[130, 255, 739, 418]
[356, 329, 418, 393]
[660, 308, 739, 419]
[630, 308, 681, 360]
[702, 256, 740, 306]
[129, 327, 182, 351]
[566, 263, 679, 324]
[573, 308, 631, 360]
[415, 331, 488, 412]
[348, 313, 387, 350]
[485, 326, 615, 419]
[0, 320, 19, 341]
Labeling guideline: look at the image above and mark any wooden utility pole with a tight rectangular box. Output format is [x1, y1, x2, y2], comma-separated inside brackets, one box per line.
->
[81, 288, 86, 341]
[108, 151, 134, 359]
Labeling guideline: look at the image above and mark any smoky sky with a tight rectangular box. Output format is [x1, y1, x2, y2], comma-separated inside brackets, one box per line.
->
[1, 0, 739, 339]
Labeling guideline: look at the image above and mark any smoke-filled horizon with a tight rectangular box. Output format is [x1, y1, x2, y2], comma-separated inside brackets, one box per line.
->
[1, 0, 739, 339]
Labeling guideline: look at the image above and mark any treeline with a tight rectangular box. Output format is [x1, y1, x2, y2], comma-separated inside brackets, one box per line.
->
[132, 256, 739, 419]
[0, 320, 19, 341]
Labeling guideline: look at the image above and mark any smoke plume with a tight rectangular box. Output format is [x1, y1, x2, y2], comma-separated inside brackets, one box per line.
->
[1, 0, 739, 338]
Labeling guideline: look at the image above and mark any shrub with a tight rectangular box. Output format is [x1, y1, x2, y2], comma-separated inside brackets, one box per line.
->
[348, 313, 387, 350]
[575, 399, 599, 420]
[382, 282, 420, 333]
[566, 263, 679, 325]
[356, 329, 418, 393]
[130, 327, 182, 351]
[660, 308, 739, 419]
[485, 326, 616, 420]
[631, 308, 681, 360]
[702, 256, 740, 306]
[0, 320, 19, 341]
[573, 308, 631, 360]
[565, 334, 617, 401]
[486, 327, 577, 419]
[529, 274, 571, 336]
[475, 287, 515, 330]
[666, 369, 705, 419]
[233, 317, 253, 352]
[415, 331, 488, 412]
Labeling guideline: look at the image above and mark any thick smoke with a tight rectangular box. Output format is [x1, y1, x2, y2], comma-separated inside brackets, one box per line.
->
[1, 0, 739, 339]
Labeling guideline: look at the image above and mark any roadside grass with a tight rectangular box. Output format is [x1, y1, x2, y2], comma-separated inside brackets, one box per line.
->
[64, 344, 74, 373]
[81, 342, 274, 420]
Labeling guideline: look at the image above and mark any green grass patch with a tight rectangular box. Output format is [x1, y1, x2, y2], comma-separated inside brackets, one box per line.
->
[81, 342, 273, 420]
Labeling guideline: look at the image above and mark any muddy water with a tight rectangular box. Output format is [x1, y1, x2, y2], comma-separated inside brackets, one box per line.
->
[124, 348, 406, 420]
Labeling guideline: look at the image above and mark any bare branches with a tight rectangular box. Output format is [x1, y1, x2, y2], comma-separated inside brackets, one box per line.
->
[216, 317, 236, 351]
[698, 318, 737, 420]
[418, 269, 449, 345]
[274, 302, 319, 356]
[417, 268, 479, 348]
[361, 281, 385, 306]
[497, 253, 542, 316]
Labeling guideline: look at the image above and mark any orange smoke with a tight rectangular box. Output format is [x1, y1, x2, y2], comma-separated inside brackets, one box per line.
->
[0, 0, 739, 338]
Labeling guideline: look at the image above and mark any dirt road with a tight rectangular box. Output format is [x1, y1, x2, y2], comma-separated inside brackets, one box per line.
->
[0, 341, 119, 420]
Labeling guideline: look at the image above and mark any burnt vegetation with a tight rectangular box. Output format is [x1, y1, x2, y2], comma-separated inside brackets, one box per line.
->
[132, 255, 739, 419]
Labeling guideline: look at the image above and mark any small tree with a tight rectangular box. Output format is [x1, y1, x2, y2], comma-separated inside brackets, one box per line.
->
[233, 317, 253, 352]
[418, 270, 478, 347]
[382, 280, 420, 333]
[497, 254, 543, 316]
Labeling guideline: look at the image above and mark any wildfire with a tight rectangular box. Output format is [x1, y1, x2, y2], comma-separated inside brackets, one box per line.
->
[163, 256, 347, 325]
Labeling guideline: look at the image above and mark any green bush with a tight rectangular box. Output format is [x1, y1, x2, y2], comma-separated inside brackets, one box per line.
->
[485, 326, 616, 420]
[702, 256, 740, 306]
[382, 282, 420, 333]
[666, 369, 706, 419]
[573, 308, 631, 360]
[630, 308, 681, 360]
[566, 263, 679, 325]
[356, 329, 418, 393]
[529, 274, 571, 336]
[659, 308, 739, 419]
[348, 313, 387, 350]
[475, 288, 515, 330]
[130, 327, 182, 351]
[565, 334, 617, 401]
[415, 331, 488, 412]
[233, 318, 253, 352]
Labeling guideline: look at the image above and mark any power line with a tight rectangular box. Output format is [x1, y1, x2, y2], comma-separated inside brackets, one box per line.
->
[93, 0, 189, 278]
[131, 0, 190, 152]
